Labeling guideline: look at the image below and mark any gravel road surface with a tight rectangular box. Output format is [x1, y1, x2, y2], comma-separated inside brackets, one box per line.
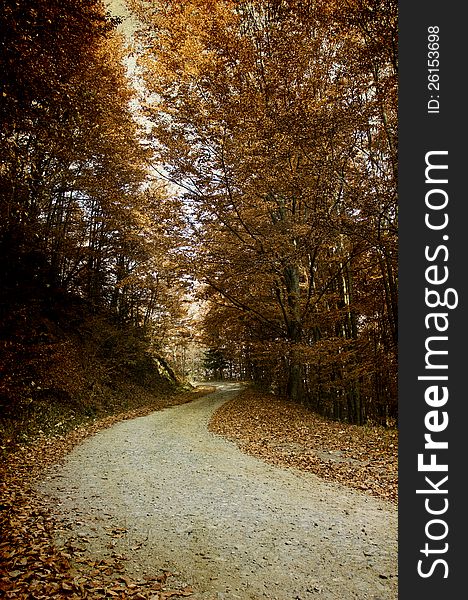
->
[38, 383, 398, 599]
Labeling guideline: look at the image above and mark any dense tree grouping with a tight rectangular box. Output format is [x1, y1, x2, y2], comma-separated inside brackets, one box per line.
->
[0, 0, 189, 437]
[1, 0, 397, 430]
[0, 0, 186, 330]
[131, 0, 398, 424]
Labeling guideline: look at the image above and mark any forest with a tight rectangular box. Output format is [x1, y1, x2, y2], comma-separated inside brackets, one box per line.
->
[0, 2, 399, 598]
[0, 0, 397, 447]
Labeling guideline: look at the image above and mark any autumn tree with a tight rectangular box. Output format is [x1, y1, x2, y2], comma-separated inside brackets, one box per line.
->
[0, 0, 189, 323]
[1, 0, 113, 260]
[0, 0, 191, 434]
[130, 0, 397, 424]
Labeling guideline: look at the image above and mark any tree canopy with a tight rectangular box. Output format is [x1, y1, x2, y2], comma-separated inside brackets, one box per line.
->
[130, 0, 398, 424]
[1, 0, 398, 427]
[0, 0, 190, 437]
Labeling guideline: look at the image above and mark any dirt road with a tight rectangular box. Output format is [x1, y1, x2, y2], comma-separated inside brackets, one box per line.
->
[38, 383, 397, 599]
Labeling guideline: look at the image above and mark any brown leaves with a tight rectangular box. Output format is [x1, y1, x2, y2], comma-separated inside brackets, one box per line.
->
[0, 537, 194, 600]
[131, 0, 397, 424]
[0, 387, 215, 600]
[209, 388, 398, 504]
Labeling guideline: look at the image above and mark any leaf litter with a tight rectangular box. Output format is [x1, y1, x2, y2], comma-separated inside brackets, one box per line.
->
[0, 387, 215, 599]
[1, 384, 396, 598]
[209, 388, 397, 504]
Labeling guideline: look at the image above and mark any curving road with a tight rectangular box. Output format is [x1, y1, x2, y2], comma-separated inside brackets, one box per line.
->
[38, 383, 397, 600]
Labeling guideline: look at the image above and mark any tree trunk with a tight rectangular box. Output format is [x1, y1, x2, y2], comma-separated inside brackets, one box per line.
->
[287, 361, 303, 404]
[283, 263, 304, 403]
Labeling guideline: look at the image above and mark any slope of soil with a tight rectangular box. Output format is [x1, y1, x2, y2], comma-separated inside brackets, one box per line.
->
[0, 287, 181, 450]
